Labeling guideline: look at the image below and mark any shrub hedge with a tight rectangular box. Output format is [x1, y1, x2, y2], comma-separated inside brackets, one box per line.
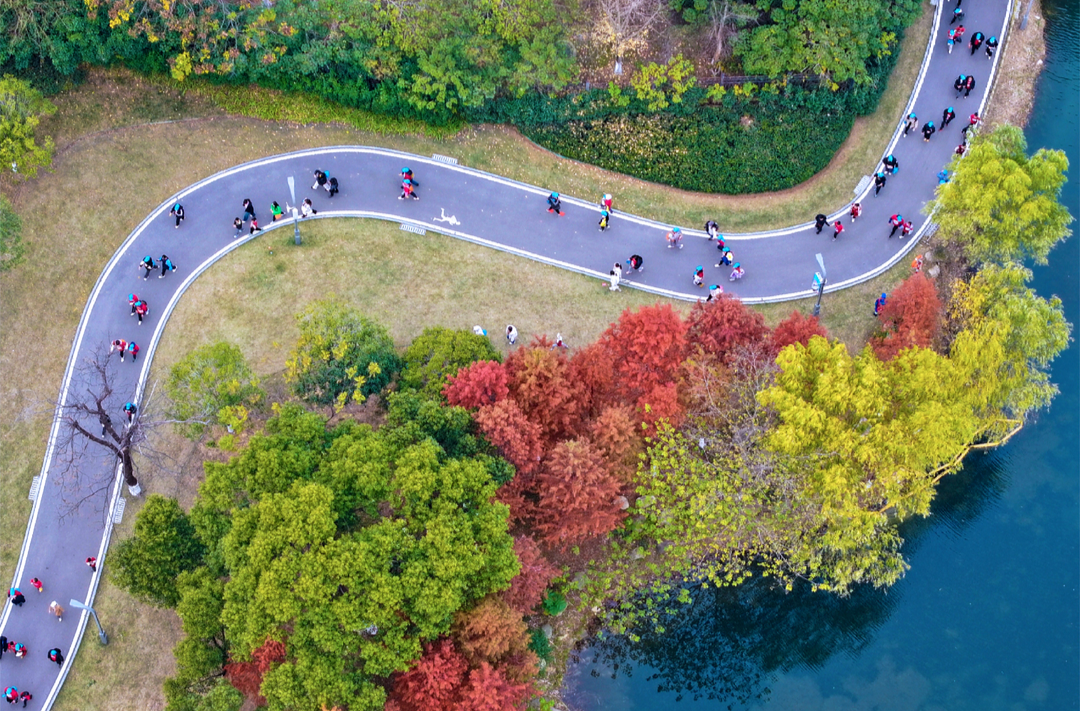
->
[464, 31, 905, 194]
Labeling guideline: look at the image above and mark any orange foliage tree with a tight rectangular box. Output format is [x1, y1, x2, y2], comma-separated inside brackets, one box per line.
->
[444, 360, 510, 409]
[475, 399, 544, 477]
[452, 596, 533, 669]
[597, 305, 688, 405]
[685, 294, 769, 363]
[505, 346, 585, 444]
[871, 274, 943, 360]
[531, 439, 626, 549]
[503, 536, 560, 614]
[586, 405, 643, 483]
[771, 311, 829, 353]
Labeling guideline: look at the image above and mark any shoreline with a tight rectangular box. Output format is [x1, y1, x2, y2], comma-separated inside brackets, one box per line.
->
[984, 0, 1048, 127]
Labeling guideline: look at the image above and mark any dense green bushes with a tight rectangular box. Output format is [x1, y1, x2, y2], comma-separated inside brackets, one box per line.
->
[471, 39, 903, 194]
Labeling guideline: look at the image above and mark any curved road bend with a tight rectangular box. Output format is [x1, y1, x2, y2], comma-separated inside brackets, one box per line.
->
[0, 0, 1011, 704]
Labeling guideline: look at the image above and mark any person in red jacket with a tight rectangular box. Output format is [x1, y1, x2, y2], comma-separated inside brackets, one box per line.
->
[849, 202, 862, 220]
[110, 339, 128, 361]
[832, 220, 844, 241]
[889, 214, 903, 238]
[901, 219, 914, 238]
[127, 342, 140, 362]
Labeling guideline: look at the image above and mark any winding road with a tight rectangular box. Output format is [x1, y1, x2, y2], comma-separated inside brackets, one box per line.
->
[0, 0, 1013, 705]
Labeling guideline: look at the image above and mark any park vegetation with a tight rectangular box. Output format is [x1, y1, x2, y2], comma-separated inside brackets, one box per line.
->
[0, 0, 921, 192]
[102, 125, 1072, 709]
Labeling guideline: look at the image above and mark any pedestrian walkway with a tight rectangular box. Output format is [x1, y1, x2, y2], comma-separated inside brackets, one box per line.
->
[0, 0, 1013, 703]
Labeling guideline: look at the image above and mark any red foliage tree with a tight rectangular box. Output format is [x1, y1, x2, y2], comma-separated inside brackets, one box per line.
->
[685, 294, 769, 364]
[475, 399, 544, 477]
[871, 274, 943, 361]
[225, 637, 287, 704]
[505, 346, 586, 444]
[635, 382, 685, 434]
[452, 596, 532, 667]
[587, 405, 642, 483]
[456, 662, 531, 711]
[387, 639, 469, 711]
[595, 305, 688, 405]
[503, 536, 560, 614]
[531, 439, 626, 549]
[444, 360, 510, 409]
[568, 342, 619, 419]
[770, 311, 829, 353]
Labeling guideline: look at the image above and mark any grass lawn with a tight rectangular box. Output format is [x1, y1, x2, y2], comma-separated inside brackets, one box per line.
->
[1, 8, 932, 702]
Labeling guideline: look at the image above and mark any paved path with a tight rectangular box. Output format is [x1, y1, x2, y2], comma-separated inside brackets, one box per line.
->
[0, 0, 1012, 705]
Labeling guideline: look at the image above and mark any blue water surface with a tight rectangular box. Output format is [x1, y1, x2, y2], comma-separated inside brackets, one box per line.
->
[564, 2, 1080, 707]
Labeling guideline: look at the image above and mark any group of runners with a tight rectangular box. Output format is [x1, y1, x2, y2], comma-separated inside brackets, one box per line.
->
[4, 580, 78, 707]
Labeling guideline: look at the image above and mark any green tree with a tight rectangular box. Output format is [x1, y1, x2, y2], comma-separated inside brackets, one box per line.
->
[285, 299, 400, 411]
[112, 495, 207, 607]
[735, 0, 918, 86]
[164, 568, 229, 711]
[631, 55, 697, 111]
[0, 74, 56, 179]
[0, 193, 24, 271]
[164, 341, 265, 440]
[948, 264, 1072, 432]
[929, 125, 1072, 265]
[400, 326, 501, 398]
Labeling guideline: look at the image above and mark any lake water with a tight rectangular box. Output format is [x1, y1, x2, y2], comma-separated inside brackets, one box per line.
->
[563, 1, 1080, 708]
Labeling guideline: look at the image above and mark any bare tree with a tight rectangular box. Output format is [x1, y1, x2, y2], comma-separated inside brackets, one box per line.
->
[707, 0, 756, 69]
[52, 349, 181, 517]
[593, 0, 667, 69]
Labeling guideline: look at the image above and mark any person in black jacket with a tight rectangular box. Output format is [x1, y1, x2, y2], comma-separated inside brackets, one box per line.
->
[985, 35, 999, 58]
[954, 75, 967, 98]
[942, 106, 956, 127]
[169, 203, 184, 228]
[969, 31, 985, 55]
[922, 120, 936, 142]
[874, 171, 888, 196]
[547, 192, 564, 216]
[882, 154, 899, 174]
[963, 75, 976, 98]
[814, 214, 829, 234]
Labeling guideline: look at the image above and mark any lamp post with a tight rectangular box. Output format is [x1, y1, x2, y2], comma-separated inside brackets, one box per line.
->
[812, 252, 827, 317]
[68, 599, 108, 645]
[288, 176, 301, 245]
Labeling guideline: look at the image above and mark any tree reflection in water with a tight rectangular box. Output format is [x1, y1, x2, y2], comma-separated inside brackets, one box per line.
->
[565, 450, 1009, 709]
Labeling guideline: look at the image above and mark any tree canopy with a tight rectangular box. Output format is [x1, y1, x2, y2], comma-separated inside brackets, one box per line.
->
[168, 402, 518, 711]
[929, 124, 1072, 265]
[164, 341, 265, 440]
[284, 299, 400, 410]
[112, 495, 206, 607]
[0, 74, 56, 179]
[400, 326, 501, 399]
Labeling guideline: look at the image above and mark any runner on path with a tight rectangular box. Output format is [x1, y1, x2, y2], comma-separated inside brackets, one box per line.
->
[48, 648, 64, 668]
[29, 578, 43, 593]
[901, 219, 914, 238]
[159, 254, 175, 278]
[169, 203, 185, 229]
[955, 143, 967, 156]
[328, 176, 339, 197]
[133, 298, 149, 325]
[86, 557, 97, 572]
[889, 214, 904, 238]
[8, 588, 25, 607]
[833, 220, 844, 241]
[598, 209, 610, 231]
[693, 266, 705, 288]
[902, 113, 918, 137]
[301, 198, 317, 218]
[950, 6, 964, 24]
[705, 220, 720, 239]
[249, 217, 262, 234]
[600, 193, 614, 213]
[242, 199, 256, 224]
[123, 401, 137, 423]
[963, 75, 977, 98]
[882, 154, 899, 174]
[666, 227, 683, 248]
[985, 35, 999, 58]
[626, 254, 644, 272]
[922, 120, 937, 142]
[233, 217, 243, 237]
[48, 601, 63, 622]
[547, 192, 564, 215]
[814, 214, 829, 234]
[271, 201, 284, 222]
[138, 255, 156, 280]
[399, 179, 419, 200]
[947, 28, 958, 53]
[110, 338, 128, 361]
[729, 263, 745, 281]
[312, 169, 329, 192]
[127, 341, 140, 362]
[716, 246, 734, 267]
[969, 31, 984, 54]
[850, 202, 862, 221]
[18, 692, 31, 708]
[942, 106, 956, 127]
[954, 74, 968, 98]
[874, 171, 888, 195]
